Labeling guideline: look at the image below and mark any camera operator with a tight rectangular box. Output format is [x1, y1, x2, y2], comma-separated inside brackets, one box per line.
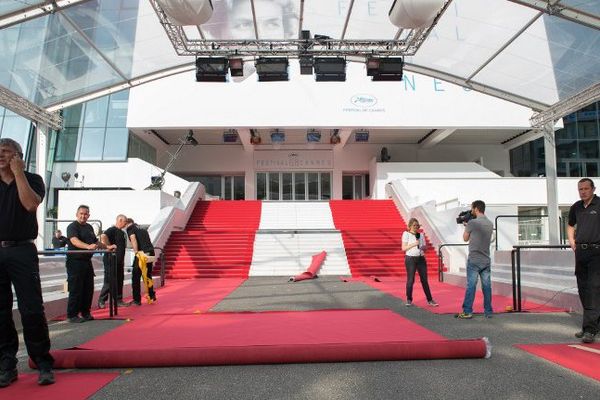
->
[456, 200, 494, 319]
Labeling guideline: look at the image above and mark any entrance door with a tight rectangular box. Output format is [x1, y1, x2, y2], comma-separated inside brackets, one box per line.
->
[342, 174, 369, 200]
[256, 172, 331, 200]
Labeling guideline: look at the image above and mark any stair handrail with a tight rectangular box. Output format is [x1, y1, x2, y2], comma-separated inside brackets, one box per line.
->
[437, 243, 468, 282]
[153, 246, 166, 287]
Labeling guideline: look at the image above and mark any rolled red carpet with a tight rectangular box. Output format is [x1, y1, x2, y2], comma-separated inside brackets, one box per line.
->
[291, 251, 327, 282]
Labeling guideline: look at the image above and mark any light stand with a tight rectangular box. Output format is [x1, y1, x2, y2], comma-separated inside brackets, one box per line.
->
[146, 130, 198, 190]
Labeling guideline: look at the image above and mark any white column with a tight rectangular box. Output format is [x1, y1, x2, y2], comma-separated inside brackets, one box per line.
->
[34, 124, 49, 249]
[543, 122, 560, 245]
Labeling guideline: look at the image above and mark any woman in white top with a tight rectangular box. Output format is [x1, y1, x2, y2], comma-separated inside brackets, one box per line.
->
[401, 218, 438, 307]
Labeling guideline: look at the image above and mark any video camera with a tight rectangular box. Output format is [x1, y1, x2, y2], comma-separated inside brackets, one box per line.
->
[456, 210, 474, 224]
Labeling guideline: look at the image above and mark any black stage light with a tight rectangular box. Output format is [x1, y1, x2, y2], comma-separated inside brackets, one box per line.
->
[306, 130, 321, 143]
[255, 57, 289, 81]
[367, 57, 404, 81]
[229, 58, 244, 77]
[314, 57, 346, 81]
[196, 57, 229, 82]
[223, 130, 239, 143]
[355, 130, 369, 142]
[299, 56, 313, 75]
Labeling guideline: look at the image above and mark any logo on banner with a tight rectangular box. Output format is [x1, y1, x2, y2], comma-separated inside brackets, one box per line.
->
[350, 94, 377, 107]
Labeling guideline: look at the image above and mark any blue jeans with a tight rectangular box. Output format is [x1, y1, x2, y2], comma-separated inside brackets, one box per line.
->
[462, 260, 493, 315]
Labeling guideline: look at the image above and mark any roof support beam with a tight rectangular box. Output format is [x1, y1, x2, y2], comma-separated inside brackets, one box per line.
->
[507, 0, 600, 31]
[419, 128, 457, 149]
[0, 0, 92, 29]
[530, 82, 600, 127]
[0, 85, 62, 130]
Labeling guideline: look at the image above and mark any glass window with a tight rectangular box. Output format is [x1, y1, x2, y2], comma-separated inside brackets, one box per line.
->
[83, 96, 109, 127]
[62, 104, 84, 127]
[579, 121, 598, 138]
[233, 175, 245, 200]
[282, 173, 292, 200]
[557, 162, 567, 177]
[106, 90, 129, 127]
[585, 162, 598, 177]
[320, 173, 331, 200]
[578, 140, 599, 159]
[197, 176, 221, 197]
[55, 127, 79, 161]
[103, 127, 128, 160]
[294, 173, 305, 200]
[224, 176, 232, 200]
[256, 173, 266, 200]
[78, 127, 105, 160]
[569, 162, 582, 177]
[353, 176, 363, 200]
[342, 175, 353, 200]
[557, 140, 578, 158]
[307, 173, 319, 200]
[0, 112, 31, 152]
[269, 173, 280, 200]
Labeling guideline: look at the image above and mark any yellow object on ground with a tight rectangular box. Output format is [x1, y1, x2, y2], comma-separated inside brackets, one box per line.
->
[136, 251, 155, 304]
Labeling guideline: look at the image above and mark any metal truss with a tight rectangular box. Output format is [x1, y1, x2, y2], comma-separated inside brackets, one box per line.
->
[0, 86, 62, 130]
[507, 0, 600, 31]
[150, 0, 450, 58]
[0, 0, 92, 29]
[530, 82, 600, 127]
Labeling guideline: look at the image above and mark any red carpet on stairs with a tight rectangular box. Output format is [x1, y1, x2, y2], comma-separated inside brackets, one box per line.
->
[329, 200, 439, 278]
[44, 310, 489, 368]
[348, 277, 566, 314]
[516, 343, 600, 382]
[1, 372, 118, 399]
[163, 201, 261, 279]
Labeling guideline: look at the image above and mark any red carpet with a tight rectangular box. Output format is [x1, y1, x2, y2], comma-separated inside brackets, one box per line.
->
[517, 343, 600, 382]
[91, 278, 245, 319]
[0, 372, 118, 399]
[44, 309, 489, 368]
[347, 277, 565, 314]
[291, 251, 326, 282]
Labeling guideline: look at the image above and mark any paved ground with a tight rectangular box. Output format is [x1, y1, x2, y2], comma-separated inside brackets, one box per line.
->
[12, 276, 600, 399]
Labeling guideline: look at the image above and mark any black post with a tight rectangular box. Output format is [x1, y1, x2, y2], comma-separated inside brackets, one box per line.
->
[160, 251, 166, 287]
[516, 248, 522, 312]
[511, 249, 517, 312]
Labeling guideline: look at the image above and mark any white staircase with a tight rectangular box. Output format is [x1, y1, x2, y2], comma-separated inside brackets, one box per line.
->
[250, 202, 350, 276]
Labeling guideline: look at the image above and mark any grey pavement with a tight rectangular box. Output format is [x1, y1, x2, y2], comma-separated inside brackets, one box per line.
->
[12, 276, 600, 399]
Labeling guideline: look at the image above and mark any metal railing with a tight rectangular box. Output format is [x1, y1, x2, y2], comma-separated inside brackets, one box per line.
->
[437, 243, 468, 282]
[510, 244, 571, 312]
[38, 249, 119, 318]
[153, 246, 166, 287]
[494, 215, 564, 251]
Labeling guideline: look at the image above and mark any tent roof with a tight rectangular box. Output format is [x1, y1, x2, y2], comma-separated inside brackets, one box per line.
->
[1, 0, 599, 127]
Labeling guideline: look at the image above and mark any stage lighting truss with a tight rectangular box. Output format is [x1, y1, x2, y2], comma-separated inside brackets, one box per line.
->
[149, 0, 450, 58]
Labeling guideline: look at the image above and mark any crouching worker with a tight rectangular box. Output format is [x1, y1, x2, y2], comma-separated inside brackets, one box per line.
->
[125, 218, 157, 305]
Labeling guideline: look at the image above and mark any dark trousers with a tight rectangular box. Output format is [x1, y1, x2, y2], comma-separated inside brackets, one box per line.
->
[0, 244, 53, 370]
[98, 260, 124, 302]
[575, 248, 600, 334]
[66, 258, 94, 318]
[132, 251, 156, 303]
[405, 256, 433, 302]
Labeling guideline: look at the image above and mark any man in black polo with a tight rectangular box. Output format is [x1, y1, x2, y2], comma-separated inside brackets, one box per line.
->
[567, 178, 600, 344]
[126, 218, 157, 305]
[51, 230, 67, 249]
[0, 138, 54, 387]
[66, 205, 105, 323]
[97, 214, 129, 308]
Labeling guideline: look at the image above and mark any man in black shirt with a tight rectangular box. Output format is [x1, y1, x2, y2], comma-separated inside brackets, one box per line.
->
[0, 138, 54, 387]
[567, 178, 600, 344]
[98, 214, 129, 308]
[66, 205, 105, 323]
[126, 218, 157, 305]
[51, 230, 67, 249]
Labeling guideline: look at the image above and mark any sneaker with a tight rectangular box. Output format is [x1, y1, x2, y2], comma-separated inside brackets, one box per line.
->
[455, 312, 473, 319]
[582, 332, 595, 344]
[405, 300, 413, 307]
[131, 300, 142, 306]
[37, 369, 55, 386]
[427, 300, 439, 307]
[0, 368, 18, 388]
[575, 331, 584, 339]
[67, 316, 84, 323]
[97, 300, 106, 309]
[117, 300, 131, 307]
[81, 314, 94, 322]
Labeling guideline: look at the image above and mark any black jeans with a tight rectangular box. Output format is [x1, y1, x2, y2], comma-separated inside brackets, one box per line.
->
[405, 255, 433, 302]
[132, 250, 156, 303]
[0, 243, 53, 370]
[575, 248, 600, 334]
[66, 258, 94, 318]
[98, 259, 124, 302]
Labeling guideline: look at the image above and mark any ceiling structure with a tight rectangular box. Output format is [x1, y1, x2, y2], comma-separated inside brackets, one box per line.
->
[0, 0, 599, 132]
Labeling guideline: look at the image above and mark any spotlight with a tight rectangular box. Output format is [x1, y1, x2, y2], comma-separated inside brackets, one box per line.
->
[355, 130, 369, 143]
[270, 130, 285, 143]
[229, 58, 244, 77]
[186, 130, 199, 146]
[299, 56, 313, 75]
[306, 130, 321, 143]
[255, 57, 289, 81]
[314, 57, 346, 82]
[196, 57, 228, 82]
[250, 129, 262, 145]
[223, 129, 238, 143]
[366, 57, 404, 81]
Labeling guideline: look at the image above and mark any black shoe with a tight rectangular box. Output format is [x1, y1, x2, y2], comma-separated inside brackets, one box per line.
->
[117, 300, 131, 307]
[575, 330, 584, 338]
[97, 300, 106, 309]
[38, 369, 55, 385]
[131, 300, 142, 306]
[582, 332, 595, 344]
[81, 314, 94, 322]
[68, 316, 84, 323]
[0, 368, 18, 388]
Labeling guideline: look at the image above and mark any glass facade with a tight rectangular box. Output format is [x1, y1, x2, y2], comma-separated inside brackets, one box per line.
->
[510, 101, 600, 177]
[256, 172, 331, 201]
